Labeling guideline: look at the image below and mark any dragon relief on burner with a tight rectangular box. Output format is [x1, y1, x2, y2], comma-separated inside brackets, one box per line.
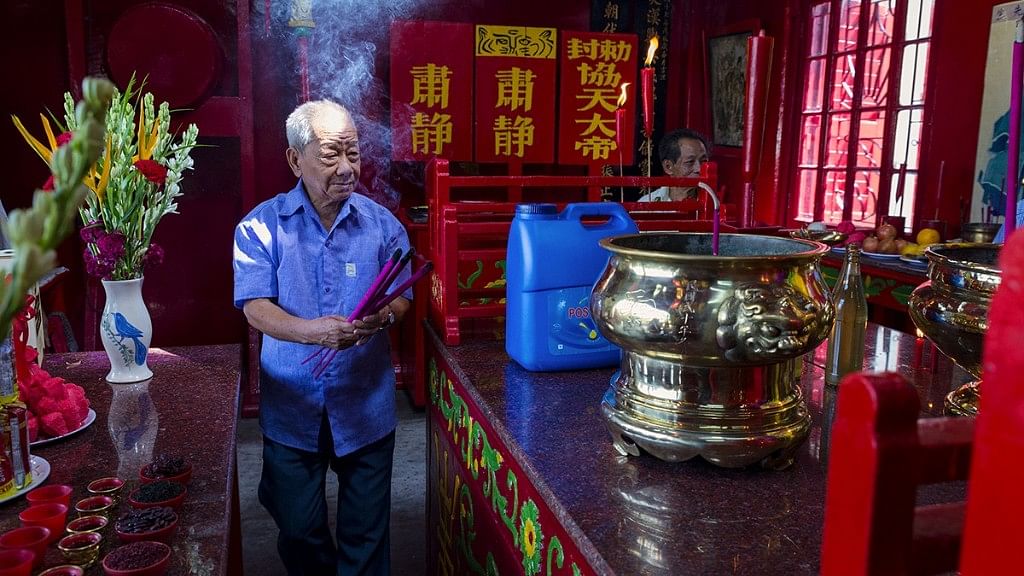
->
[715, 283, 823, 362]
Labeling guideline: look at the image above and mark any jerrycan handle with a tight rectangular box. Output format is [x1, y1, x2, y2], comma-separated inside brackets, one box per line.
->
[561, 202, 636, 232]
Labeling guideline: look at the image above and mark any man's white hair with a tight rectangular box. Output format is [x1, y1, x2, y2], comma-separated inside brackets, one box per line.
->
[285, 100, 352, 150]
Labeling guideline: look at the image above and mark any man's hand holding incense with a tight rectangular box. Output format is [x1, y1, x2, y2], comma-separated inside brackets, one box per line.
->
[309, 315, 360, 350]
[351, 306, 391, 346]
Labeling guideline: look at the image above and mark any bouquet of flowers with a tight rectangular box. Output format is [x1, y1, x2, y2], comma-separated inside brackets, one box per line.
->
[2, 78, 114, 440]
[2, 77, 114, 340]
[14, 77, 199, 280]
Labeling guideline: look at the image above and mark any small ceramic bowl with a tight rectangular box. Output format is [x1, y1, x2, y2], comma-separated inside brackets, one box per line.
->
[18, 503, 68, 543]
[87, 477, 126, 501]
[57, 531, 101, 568]
[0, 526, 50, 569]
[139, 463, 192, 486]
[74, 496, 115, 518]
[66, 514, 109, 535]
[127, 482, 186, 511]
[101, 541, 171, 576]
[25, 484, 73, 508]
[38, 566, 85, 576]
[115, 509, 178, 545]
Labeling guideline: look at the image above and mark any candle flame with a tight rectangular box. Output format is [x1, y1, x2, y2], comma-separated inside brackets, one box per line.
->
[915, 328, 924, 338]
[645, 36, 659, 66]
[617, 83, 630, 107]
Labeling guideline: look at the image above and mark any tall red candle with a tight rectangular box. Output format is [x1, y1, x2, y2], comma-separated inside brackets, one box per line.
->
[741, 30, 774, 227]
[641, 68, 654, 138]
[615, 107, 626, 153]
[641, 36, 658, 139]
[614, 82, 630, 155]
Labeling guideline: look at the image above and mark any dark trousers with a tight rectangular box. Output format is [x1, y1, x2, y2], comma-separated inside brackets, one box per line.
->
[259, 416, 395, 576]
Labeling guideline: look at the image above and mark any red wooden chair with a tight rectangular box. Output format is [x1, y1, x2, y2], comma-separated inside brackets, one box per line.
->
[959, 230, 1024, 574]
[822, 232, 1024, 575]
[820, 372, 973, 575]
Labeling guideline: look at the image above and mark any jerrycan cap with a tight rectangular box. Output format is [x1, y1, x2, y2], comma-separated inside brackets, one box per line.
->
[515, 203, 558, 219]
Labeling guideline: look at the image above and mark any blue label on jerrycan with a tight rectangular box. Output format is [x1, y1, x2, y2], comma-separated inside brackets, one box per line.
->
[505, 202, 637, 371]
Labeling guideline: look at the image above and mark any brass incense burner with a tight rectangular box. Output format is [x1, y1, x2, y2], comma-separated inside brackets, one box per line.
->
[909, 243, 1001, 416]
[591, 233, 833, 468]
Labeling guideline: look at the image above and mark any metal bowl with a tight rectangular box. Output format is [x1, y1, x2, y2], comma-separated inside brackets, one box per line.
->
[909, 243, 1000, 415]
[961, 222, 1001, 243]
[592, 233, 834, 467]
[787, 228, 847, 246]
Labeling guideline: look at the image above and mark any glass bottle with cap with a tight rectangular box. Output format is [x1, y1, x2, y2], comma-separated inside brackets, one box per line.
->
[825, 244, 868, 386]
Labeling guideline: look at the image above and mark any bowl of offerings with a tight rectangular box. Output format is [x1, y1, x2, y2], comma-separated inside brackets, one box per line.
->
[591, 233, 834, 468]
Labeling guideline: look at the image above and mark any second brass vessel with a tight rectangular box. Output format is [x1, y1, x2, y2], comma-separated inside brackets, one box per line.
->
[909, 243, 1001, 416]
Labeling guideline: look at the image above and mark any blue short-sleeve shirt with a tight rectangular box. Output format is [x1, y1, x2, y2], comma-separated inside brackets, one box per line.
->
[233, 181, 412, 456]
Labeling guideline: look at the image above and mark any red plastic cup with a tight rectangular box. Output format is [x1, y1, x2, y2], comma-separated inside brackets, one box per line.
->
[0, 549, 34, 576]
[18, 503, 68, 543]
[0, 526, 49, 569]
[26, 484, 73, 508]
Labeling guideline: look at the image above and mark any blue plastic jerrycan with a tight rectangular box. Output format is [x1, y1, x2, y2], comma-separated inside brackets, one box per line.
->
[505, 202, 637, 371]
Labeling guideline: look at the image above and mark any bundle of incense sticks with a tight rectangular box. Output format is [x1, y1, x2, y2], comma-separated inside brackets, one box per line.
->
[303, 248, 433, 377]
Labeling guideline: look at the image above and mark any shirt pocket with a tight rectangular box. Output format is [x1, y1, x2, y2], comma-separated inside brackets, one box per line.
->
[340, 258, 383, 318]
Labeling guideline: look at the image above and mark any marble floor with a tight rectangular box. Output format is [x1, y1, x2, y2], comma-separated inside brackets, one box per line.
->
[235, 391, 427, 575]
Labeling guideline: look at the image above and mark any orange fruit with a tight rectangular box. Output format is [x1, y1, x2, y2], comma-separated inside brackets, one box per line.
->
[916, 228, 940, 246]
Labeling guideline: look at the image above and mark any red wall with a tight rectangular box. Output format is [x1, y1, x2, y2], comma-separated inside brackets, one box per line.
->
[0, 0, 1001, 348]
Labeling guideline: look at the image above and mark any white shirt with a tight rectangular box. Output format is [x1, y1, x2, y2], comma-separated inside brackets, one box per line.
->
[638, 187, 672, 202]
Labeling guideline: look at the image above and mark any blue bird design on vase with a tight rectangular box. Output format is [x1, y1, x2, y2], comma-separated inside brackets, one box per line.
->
[113, 312, 148, 366]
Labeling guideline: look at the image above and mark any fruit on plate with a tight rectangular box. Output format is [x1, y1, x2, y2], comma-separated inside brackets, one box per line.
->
[855, 222, 907, 253]
[916, 227, 941, 246]
[877, 223, 898, 241]
[17, 347, 90, 441]
[900, 242, 923, 256]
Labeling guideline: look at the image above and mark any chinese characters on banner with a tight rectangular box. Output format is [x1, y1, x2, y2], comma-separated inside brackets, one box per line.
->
[474, 25, 557, 163]
[557, 32, 637, 165]
[390, 20, 473, 161]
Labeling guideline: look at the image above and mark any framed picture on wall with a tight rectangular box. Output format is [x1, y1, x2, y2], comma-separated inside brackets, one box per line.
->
[972, 2, 1023, 225]
[705, 21, 758, 150]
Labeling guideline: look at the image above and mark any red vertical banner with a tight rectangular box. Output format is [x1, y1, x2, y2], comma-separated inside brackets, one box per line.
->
[558, 32, 638, 165]
[390, 20, 473, 161]
[474, 25, 557, 163]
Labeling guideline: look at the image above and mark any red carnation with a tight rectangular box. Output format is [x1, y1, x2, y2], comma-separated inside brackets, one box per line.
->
[133, 159, 168, 185]
[56, 132, 73, 147]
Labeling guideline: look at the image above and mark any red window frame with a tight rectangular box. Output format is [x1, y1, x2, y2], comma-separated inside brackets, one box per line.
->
[793, 0, 934, 231]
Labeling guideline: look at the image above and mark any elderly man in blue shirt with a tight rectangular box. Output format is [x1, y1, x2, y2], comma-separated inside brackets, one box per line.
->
[233, 100, 411, 575]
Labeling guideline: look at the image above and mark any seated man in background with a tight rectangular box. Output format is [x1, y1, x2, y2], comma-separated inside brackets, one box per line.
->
[639, 128, 710, 202]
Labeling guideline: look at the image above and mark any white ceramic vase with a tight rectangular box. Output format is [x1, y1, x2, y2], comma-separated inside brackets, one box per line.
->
[100, 277, 153, 383]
